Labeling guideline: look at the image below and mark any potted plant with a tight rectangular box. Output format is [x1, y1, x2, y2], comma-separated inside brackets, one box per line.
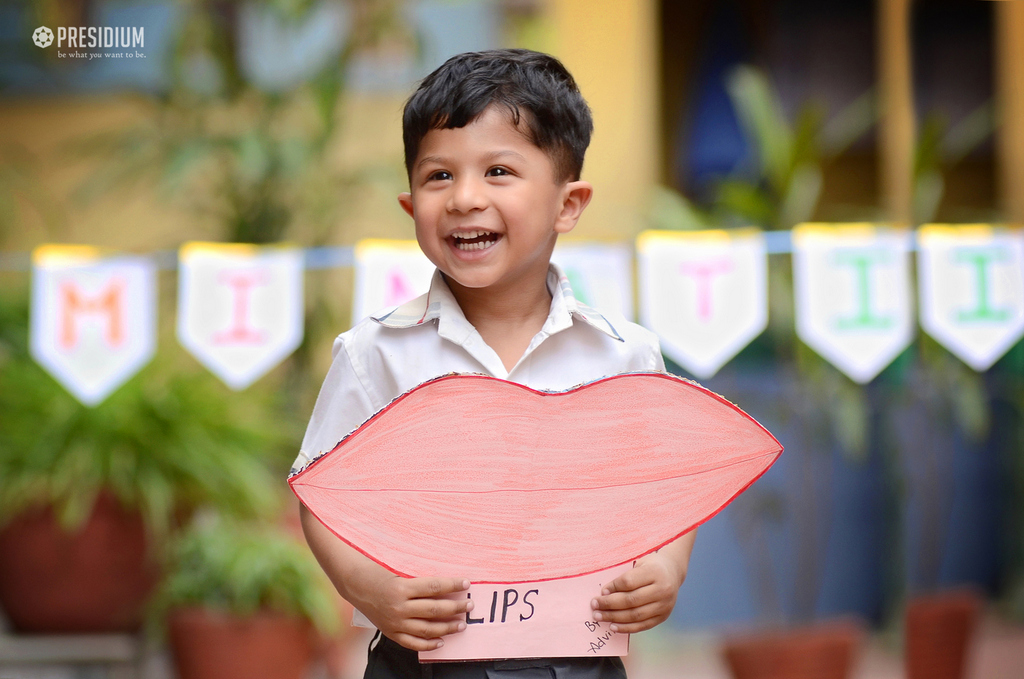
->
[650, 64, 873, 678]
[152, 516, 340, 679]
[887, 342, 987, 679]
[0, 293, 285, 633]
[722, 619, 863, 679]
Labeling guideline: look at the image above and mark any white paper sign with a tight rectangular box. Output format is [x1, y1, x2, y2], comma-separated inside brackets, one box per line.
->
[352, 239, 436, 324]
[553, 242, 634, 319]
[637, 229, 767, 379]
[793, 224, 914, 383]
[177, 242, 304, 390]
[420, 564, 631, 662]
[918, 224, 1024, 370]
[30, 246, 156, 406]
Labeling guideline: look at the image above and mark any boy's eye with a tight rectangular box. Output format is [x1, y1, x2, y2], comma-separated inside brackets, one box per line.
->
[427, 170, 452, 181]
[486, 166, 512, 177]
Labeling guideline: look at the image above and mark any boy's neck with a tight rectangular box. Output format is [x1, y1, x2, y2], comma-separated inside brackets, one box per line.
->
[442, 269, 553, 373]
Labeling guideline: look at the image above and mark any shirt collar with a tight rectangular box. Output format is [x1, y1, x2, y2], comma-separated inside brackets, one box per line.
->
[371, 263, 624, 343]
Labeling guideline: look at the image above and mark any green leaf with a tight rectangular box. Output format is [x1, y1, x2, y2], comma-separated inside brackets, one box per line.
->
[647, 185, 712, 231]
[0, 292, 286, 539]
[152, 517, 339, 635]
[725, 66, 793, 194]
[715, 179, 776, 227]
[778, 163, 823, 229]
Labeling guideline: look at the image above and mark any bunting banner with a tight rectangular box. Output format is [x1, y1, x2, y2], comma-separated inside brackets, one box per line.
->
[177, 242, 304, 390]
[552, 243, 634, 320]
[793, 224, 914, 383]
[14, 224, 1024, 405]
[636, 229, 768, 379]
[352, 239, 436, 324]
[30, 245, 156, 406]
[917, 224, 1024, 371]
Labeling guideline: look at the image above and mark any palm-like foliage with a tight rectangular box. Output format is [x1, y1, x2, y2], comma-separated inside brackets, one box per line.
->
[152, 515, 339, 634]
[71, 0, 413, 245]
[0, 293, 288, 539]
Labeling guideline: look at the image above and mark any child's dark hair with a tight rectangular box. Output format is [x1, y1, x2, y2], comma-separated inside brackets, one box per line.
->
[403, 49, 593, 183]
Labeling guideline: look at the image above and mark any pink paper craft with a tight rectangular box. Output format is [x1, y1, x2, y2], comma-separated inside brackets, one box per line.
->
[418, 564, 633, 662]
[290, 372, 782, 660]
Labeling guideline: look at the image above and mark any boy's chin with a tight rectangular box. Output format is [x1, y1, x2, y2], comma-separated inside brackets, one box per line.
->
[440, 270, 494, 291]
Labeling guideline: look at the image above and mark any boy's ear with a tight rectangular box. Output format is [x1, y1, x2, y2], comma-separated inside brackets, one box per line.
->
[397, 192, 414, 218]
[554, 181, 594, 234]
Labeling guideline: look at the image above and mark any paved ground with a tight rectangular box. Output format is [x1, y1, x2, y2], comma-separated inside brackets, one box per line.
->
[2, 616, 1020, 678]
[335, 616, 1024, 679]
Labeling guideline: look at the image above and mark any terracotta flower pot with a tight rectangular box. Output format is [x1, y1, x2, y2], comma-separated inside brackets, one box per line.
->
[168, 607, 316, 679]
[0, 492, 158, 633]
[722, 619, 863, 679]
[905, 589, 980, 679]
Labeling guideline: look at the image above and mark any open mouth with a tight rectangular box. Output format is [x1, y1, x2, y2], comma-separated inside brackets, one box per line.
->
[451, 230, 501, 252]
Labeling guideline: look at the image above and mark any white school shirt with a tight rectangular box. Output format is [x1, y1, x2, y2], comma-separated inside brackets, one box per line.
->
[293, 263, 665, 475]
[294, 264, 664, 627]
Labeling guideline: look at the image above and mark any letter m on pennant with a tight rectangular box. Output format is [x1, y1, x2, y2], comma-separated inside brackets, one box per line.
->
[59, 280, 125, 350]
[30, 248, 157, 406]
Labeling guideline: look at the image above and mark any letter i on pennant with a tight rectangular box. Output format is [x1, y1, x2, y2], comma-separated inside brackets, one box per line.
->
[917, 224, 1024, 370]
[792, 223, 914, 383]
[177, 242, 304, 389]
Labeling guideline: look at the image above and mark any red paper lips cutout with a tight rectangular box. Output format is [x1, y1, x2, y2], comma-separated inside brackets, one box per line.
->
[290, 372, 782, 583]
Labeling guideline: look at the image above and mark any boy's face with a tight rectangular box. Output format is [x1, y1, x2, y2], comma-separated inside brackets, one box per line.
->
[399, 106, 591, 296]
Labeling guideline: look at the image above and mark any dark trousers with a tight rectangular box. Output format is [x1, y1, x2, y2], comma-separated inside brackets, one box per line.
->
[363, 632, 628, 679]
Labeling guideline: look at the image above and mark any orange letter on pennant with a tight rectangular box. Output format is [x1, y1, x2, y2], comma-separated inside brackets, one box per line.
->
[59, 280, 125, 350]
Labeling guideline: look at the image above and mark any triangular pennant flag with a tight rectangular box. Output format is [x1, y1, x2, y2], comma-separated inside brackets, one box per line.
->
[177, 242, 304, 390]
[352, 239, 436, 324]
[637, 229, 768, 378]
[918, 224, 1024, 370]
[30, 245, 156, 405]
[792, 224, 914, 383]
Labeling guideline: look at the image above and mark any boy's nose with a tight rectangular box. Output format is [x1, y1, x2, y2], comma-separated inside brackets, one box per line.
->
[447, 177, 488, 213]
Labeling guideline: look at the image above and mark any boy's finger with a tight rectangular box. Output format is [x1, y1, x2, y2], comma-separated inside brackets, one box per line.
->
[391, 631, 447, 652]
[592, 591, 648, 613]
[406, 596, 475, 620]
[601, 568, 653, 597]
[603, 613, 669, 635]
[592, 600, 663, 625]
[408, 577, 471, 598]
[592, 584, 656, 612]
[400, 618, 467, 642]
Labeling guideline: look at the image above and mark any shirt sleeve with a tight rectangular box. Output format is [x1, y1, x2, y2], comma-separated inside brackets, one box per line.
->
[651, 339, 666, 372]
[291, 334, 378, 474]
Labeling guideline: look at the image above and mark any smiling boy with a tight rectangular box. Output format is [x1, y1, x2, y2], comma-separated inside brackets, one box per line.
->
[298, 49, 696, 678]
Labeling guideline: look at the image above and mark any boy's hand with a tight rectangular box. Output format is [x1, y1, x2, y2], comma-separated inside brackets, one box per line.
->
[354, 572, 473, 651]
[299, 503, 472, 652]
[590, 531, 696, 634]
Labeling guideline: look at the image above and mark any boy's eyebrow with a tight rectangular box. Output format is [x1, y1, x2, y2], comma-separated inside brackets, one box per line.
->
[485, 150, 528, 164]
[416, 155, 447, 169]
[415, 150, 528, 169]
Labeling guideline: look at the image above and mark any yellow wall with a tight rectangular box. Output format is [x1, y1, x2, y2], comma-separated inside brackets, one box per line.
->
[547, 0, 660, 241]
[0, 94, 413, 254]
[1, 1, 664, 253]
[997, 0, 1024, 224]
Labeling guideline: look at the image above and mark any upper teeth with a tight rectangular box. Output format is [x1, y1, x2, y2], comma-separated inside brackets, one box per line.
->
[454, 230, 491, 239]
